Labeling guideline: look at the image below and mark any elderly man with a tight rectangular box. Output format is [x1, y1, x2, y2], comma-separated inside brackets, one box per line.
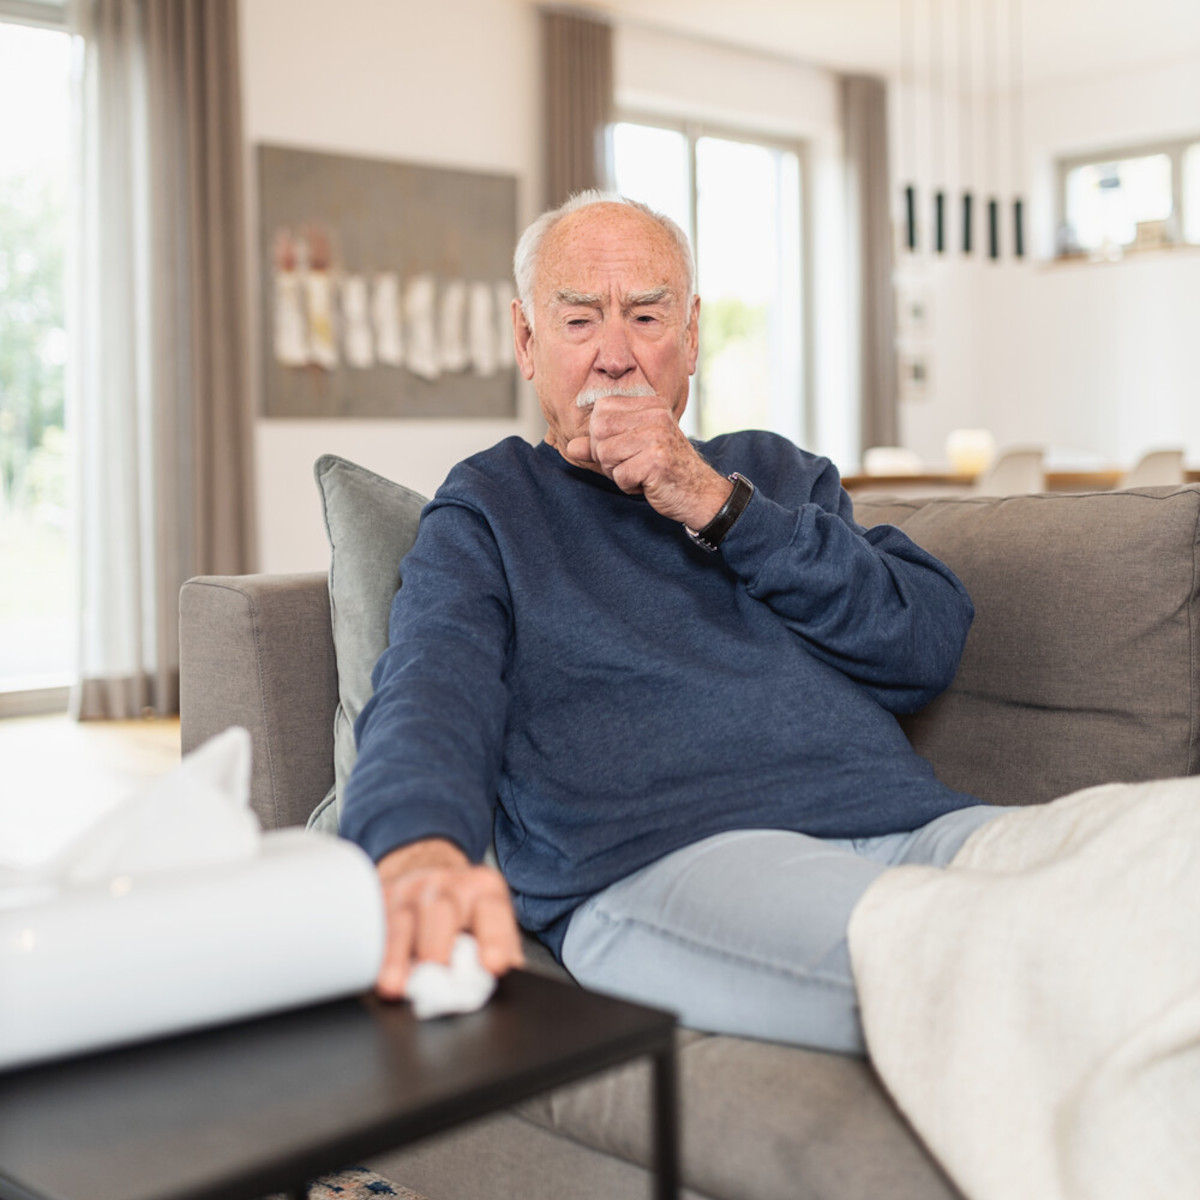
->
[342, 192, 1005, 1055]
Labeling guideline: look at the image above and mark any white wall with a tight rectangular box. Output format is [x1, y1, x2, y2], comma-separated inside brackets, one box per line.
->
[241, 0, 542, 573]
[893, 55, 1200, 470]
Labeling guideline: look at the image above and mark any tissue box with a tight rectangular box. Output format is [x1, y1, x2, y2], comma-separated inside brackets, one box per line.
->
[0, 828, 384, 1071]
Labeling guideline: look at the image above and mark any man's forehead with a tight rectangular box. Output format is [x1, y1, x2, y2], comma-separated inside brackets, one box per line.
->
[535, 205, 687, 298]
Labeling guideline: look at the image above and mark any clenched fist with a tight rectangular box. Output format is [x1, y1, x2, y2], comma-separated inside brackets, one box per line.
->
[565, 391, 732, 529]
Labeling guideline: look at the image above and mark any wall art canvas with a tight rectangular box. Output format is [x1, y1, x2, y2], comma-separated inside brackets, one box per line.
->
[258, 144, 518, 419]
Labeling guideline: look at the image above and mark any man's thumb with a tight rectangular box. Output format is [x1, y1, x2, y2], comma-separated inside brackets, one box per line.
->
[565, 436, 595, 462]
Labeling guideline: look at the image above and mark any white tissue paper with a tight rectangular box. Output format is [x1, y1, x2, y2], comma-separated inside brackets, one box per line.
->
[0, 727, 385, 1071]
[406, 933, 496, 1019]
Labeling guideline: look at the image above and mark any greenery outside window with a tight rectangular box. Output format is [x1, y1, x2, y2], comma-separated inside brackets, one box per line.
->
[1, 0, 71, 711]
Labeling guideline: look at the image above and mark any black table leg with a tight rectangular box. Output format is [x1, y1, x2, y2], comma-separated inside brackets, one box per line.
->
[652, 1038, 680, 1200]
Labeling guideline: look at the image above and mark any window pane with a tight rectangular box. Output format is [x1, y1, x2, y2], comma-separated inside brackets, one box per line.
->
[1065, 153, 1172, 251]
[1183, 143, 1200, 244]
[611, 122, 805, 444]
[612, 122, 691, 239]
[0, 21, 72, 691]
[695, 136, 802, 443]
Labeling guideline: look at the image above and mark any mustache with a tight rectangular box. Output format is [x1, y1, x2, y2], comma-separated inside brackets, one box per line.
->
[575, 385, 657, 409]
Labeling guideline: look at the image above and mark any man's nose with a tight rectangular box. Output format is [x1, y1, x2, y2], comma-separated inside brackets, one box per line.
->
[594, 318, 635, 378]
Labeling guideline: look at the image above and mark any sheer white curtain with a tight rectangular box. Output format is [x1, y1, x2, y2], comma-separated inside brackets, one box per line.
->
[69, 0, 254, 719]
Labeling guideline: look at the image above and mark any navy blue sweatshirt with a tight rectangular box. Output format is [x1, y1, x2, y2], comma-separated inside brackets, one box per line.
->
[343, 432, 977, 957]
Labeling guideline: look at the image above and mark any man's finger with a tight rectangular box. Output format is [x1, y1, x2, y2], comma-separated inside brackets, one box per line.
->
[472, 890, 526, 974]
[414, 887, 461, 965]
[376, 904, 416, 999]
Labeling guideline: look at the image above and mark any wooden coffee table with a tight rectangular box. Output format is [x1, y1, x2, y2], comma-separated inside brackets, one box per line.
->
[0, 970, 678, 1200]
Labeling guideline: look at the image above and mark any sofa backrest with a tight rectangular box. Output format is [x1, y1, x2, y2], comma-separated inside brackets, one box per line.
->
[854, 485, 1200, 807]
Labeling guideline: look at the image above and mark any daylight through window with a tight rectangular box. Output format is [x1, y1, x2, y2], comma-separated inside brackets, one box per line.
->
[613, 120, 805, 445]
[0, 15, 73, 698]
[1059, 137, 1200, 257]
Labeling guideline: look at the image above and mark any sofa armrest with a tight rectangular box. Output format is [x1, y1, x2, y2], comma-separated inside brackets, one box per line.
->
[179, 573, 336, 830]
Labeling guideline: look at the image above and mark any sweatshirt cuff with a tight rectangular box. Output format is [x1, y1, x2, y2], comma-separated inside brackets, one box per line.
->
[714, 486, 805, 581]
[345, 800, 490, 868]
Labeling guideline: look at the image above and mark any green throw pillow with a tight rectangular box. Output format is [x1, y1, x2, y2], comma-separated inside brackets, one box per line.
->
[309, 454, 428, 833]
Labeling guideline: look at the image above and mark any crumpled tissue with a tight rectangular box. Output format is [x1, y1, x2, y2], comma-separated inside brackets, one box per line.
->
[406, 933, 496, 1019]
[0, 727, 385, 1071]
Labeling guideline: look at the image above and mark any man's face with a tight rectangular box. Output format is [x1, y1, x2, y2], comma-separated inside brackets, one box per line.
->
[512, 203, 700, 469]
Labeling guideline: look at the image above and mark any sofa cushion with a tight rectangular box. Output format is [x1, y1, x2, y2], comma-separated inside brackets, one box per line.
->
[515, 1032, 961, 1200]
[310, 454, 428, 832]
[854, 485, 1200, 807]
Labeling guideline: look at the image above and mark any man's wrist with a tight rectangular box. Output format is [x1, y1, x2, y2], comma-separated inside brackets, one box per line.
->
[680, 470, 741, 531]
[377, 837, 469, 880]
[684, 473, 755, 552]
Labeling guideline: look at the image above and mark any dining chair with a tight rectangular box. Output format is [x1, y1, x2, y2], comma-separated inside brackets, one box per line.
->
[1122, 449, 1185, 487]
[974, 447, 1045, 496]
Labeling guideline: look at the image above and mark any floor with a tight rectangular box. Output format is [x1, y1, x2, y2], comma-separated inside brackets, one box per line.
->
[0, 712, 182, 868]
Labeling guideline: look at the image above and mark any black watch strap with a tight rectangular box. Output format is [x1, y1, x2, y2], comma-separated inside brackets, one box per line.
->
[685, 473, 755, 552]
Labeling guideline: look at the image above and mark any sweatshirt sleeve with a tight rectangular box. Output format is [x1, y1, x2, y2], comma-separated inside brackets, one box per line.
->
[716, 448, 973, 714]
[339, 498, 513, 864]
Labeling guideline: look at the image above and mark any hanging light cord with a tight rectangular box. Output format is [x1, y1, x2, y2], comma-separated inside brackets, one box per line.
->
[1010, 0, 1023, 194]
[1010, 0, 1025, 256]
[901, 0, 918, 251]
[959, 0, 972, 182]
[959, 0, 974, 252]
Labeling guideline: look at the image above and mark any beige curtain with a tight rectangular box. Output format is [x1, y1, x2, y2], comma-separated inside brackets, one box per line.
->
[841, 74, 899, 454]
[69, 0, 255, 719]
[541, 7, 613, 208]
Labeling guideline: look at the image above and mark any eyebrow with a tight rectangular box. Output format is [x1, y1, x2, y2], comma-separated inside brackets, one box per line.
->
[551, 288, 602, 308]
[550, 286, 676, 310]
[624, 286, 673, 308]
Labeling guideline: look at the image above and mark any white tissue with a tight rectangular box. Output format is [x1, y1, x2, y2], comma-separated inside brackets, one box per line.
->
[0, 727, 385, 1070]
[51, 725, 258, 888]
[406, 933, 497, 1019]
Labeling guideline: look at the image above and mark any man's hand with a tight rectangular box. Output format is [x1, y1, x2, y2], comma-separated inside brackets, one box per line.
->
[374, 838, 524, 1000]
[564, 392, 732, 529]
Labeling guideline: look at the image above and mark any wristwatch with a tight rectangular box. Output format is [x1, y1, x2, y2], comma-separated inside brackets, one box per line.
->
[684, 473, 755, 552]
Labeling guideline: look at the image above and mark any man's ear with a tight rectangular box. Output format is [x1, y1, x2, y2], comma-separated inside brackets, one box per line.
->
[512, 298, 536, 381]
[686, 295, 701, 375]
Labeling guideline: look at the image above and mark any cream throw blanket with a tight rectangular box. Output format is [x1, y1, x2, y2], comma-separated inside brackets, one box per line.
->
[847, 778, 1200, 1200]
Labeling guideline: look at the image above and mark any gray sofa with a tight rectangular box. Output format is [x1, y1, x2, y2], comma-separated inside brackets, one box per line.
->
[179, 470, 1200, 1200]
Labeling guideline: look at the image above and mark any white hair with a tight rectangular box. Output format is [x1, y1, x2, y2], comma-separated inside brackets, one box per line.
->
[512, 190, 696, 332]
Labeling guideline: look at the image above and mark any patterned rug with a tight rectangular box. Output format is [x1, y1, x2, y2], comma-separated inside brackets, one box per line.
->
[264, 1165, 428, 1200]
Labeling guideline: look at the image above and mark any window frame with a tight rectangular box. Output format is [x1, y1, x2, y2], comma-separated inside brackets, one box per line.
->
[1056, 134, 1200, 256]
[0, 0, 67, 31]
[612, 111, 814, 446]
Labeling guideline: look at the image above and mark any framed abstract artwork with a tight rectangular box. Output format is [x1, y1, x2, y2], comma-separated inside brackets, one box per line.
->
[258, 144, 518, 419]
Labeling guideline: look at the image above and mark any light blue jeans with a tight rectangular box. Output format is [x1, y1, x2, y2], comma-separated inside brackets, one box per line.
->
[561, 805, 1010, 1056]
